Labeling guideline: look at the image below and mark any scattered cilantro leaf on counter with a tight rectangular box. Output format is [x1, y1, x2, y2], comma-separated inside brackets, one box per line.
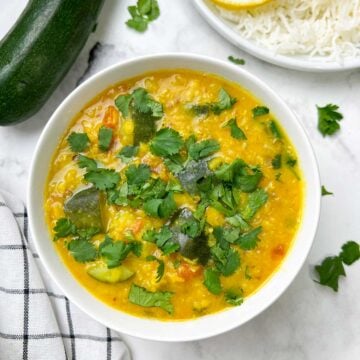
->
[223, 118, 247, 140]
[117, 145, 139, 163]
[272, 154, 282, 169]
[128, 284, 173, 314]
[77, 155, 97, 171]
[150, 128, 184, 157]
[126, 0, 160, 33]
[236, 226, 262, 250]
[53, 218, 77, 240]
[98, 126, 113, 151]
[228, 56, 245, 65]
[146, 255, 165, 282]
[321, 185, 333, 196]
[225, 289, 244, 306]
[188, 139, 220, 160]
[340, 241, 360, 265]
[252, 106, 269, 118]
[68, 238, 97, 263]
[315, 256, 345, 292]
[203, 269, 222, 295]
[84, 168, 120, 191]
[67, 132, 90, 152]
[314, 240, 359, 291]
[317, 104, 343, 136]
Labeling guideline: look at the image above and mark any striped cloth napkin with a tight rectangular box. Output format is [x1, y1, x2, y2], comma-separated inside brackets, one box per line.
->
[0, 190, 131, 360]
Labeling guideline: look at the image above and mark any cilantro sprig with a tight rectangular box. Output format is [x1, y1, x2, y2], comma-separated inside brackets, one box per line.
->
[126, 0, 160, 33]
[317, 104, 343, 136]
[67, 132, 90, 152]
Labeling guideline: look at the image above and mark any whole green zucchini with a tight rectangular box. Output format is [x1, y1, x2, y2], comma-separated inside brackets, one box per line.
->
[0, 0, 105, 126]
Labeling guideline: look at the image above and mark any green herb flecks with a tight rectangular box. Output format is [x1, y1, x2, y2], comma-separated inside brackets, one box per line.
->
[317, 104, 343, 136]
[228, 56, 245, 65]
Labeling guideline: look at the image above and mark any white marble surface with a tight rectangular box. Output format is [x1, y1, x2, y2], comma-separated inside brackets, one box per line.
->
[1, 1, 360, 359]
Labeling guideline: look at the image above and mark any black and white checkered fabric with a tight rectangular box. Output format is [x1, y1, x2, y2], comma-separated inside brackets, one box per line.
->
[0, 190, 131, 360]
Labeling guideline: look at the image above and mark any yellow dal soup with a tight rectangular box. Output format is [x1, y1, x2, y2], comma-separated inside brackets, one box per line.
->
[45, 70, 303, 320]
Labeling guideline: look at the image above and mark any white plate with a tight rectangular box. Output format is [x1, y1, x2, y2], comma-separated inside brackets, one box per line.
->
[194, 0, 360, 72]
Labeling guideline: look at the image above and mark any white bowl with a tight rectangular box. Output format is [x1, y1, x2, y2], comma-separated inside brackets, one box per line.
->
[28, 53, 321, 342]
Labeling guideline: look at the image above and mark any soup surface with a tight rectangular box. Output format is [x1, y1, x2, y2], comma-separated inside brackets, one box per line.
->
[45, 70, 303, 320]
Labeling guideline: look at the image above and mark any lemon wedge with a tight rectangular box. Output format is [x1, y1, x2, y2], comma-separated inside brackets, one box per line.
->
[211, 0, 272, 10]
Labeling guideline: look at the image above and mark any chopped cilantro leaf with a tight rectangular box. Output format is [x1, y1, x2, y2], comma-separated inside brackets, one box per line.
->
[67, 132, 90, 152]
[143, 226, 180, 255]
[286, 155, 297, 167]
[211, 245, 240, 276]
[242, 189, 268, 220]
[223, 118, 247, 140]
[321, 185, 333, 196]
[125, 164, 151, 185]
[77, 155, 97, 171]
[236, 226, 262, 250]
[226, 214, 250, 232]
[117, 146, 139, 163]
[269, 120, 282, 139]
[68, 238, 97, 263]
[150, 128, 184, 157]
[84, 168, 120, 191]
[98, 126, 113, 151]
[315, 256, 345, 292]
[203, 269, 222, 295]
[228, 56, 245, 65]
[99, 236, 134, 268]
[143, 192, 177, 219]
[317, 104, 343, 136]
[115, 94, 132, 117]
[146, 255, 165, 282]
[188, 139, 220, 160]
[225, 289, 244, 306]
[252, 106, 269, 118]
[53, 218, 77, 240]
[126, 0, 160, 33]
[340, 241, 360, 265]
[128, 284, 173, 314]
[272, 154, 282, 169]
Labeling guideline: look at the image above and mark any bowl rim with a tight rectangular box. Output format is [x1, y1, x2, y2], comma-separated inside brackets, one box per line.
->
[28, 53, 321, 342]
[194, 0, 360, 73]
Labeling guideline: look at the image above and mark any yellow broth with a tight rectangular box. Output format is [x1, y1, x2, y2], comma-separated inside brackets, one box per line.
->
[45, 70, 303, 320]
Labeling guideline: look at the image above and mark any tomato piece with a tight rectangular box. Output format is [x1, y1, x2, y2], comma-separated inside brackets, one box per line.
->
[103, 105, 119, 129]
[131, 219, 144, 235]
[177, 262, 202, 280]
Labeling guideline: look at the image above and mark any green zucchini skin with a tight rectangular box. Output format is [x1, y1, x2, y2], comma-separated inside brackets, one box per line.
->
[0, 0, 105, 126]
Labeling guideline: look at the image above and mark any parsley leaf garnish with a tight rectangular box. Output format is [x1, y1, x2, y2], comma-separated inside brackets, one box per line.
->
[321, 185, 333, 196]
[228, 56, 245, 65]
[67, 238, 97, 263]
[117, 146, 139, 163]
[146, 255, 165, 282]
[84, 168, 120, 190]
[77, 155, 97, 171]
[317, 104, 343, 136]
[223, 118, 247, 140]
[252, 106, 269, 118]
[128, 284, 173, 314]
[67, 132, 90, 152]
[340, 241, 360, 265]
[98, 126, 113, 151]
[203, 269, 222, 295]
[126, 0, 160, 33]
[188, 139, 220, 160]
[150, 128, 184, 157]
